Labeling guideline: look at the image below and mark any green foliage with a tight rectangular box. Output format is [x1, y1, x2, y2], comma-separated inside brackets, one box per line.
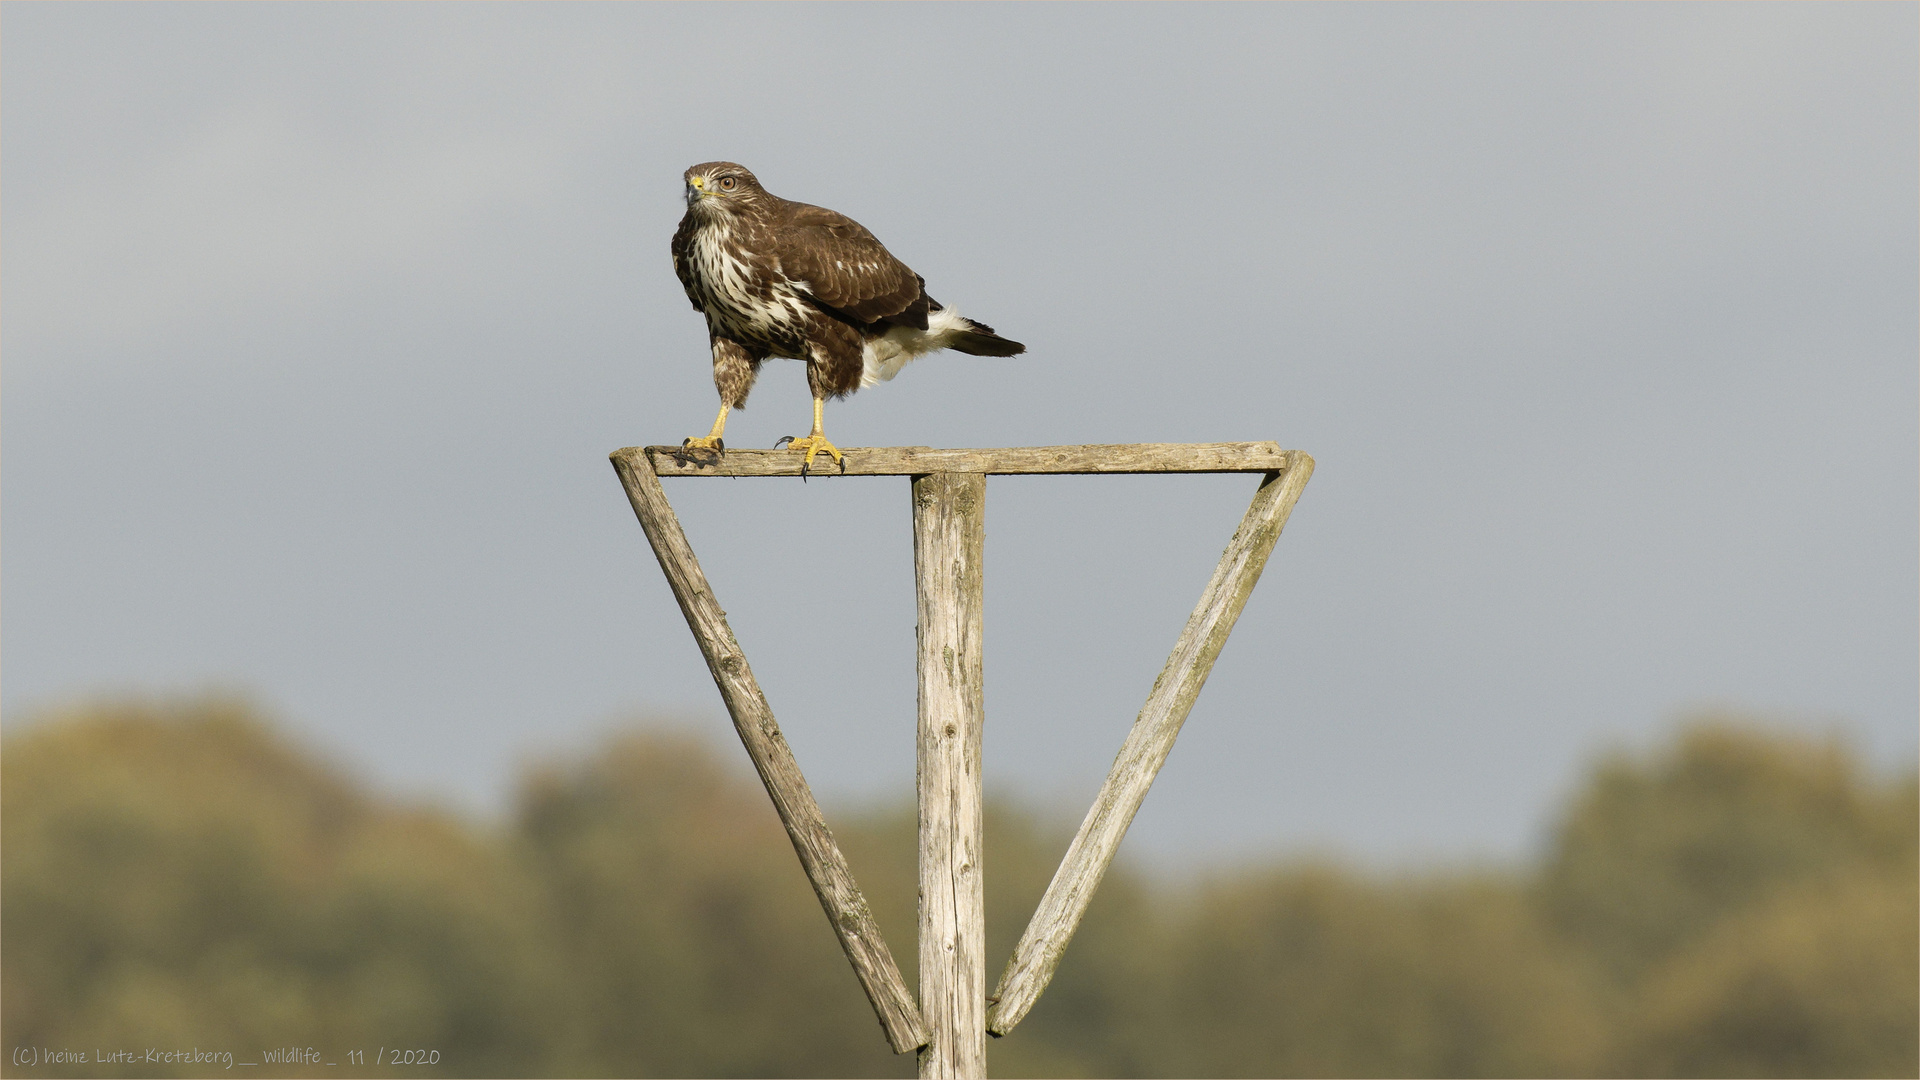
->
[3, 701, 1913, 1078]
[1537, 720, 1918, 1077]
[1, 699, 561, 1077]
[1615, 866, 1918, 1078]
[515, 730, 901, 1077]
[1539, 719, 1914, 987]
[1144, 867, 1606, 1077]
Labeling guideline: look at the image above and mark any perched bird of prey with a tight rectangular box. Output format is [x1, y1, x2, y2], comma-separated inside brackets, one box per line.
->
[671, 162, 1025, 472]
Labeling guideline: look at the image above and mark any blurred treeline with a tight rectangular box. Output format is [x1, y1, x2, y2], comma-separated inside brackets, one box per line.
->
[3, 699, 1913, 1078]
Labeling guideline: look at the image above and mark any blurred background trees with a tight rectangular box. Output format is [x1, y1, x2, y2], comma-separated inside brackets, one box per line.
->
[1538, 721, 1917, 1078]
[1, 700, 560, 1078]
[4, 699, 1913, 1078]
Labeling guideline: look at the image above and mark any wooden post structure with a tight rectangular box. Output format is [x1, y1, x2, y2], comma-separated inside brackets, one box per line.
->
[610, 451, 927, 1053]
[985, 461, 1312, 1035]
[611, 441, 1313, 1078]
[913, 472, 988, 1078]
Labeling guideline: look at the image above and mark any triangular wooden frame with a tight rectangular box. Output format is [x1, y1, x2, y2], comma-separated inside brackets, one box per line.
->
[612, 442, 1313, 1078]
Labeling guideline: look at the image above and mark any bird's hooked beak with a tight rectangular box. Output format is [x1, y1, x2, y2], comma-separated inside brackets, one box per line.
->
[685, 175, 706, 208]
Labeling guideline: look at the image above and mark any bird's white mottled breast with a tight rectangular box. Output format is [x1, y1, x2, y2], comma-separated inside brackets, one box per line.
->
[689, 222, 809, 339]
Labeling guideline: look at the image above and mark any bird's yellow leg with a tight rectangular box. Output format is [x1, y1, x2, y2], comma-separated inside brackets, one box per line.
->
[775, 397, 844, 475]
[678, 404, 730, 461]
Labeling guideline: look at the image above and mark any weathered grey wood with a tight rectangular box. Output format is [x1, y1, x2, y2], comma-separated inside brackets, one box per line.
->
[985, 455, 1316, 1037]
[610, 449, 928, 1054]
[913, 472, 989, 1080]
[629, 441, 1290, 478]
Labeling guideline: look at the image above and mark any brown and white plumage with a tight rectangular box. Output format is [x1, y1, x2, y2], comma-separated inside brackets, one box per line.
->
[670, 161, 1024, 469]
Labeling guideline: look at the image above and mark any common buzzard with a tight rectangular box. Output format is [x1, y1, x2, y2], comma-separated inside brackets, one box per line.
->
[671, 162, 1025, 472]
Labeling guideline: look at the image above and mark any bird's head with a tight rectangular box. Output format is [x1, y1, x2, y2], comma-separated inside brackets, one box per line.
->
[684, 162, 765, 218]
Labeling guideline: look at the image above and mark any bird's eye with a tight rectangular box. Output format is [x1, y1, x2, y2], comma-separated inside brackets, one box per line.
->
[719, 176, 737, 191]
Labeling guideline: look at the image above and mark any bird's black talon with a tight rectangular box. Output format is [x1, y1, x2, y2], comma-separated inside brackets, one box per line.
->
[714, 438, 724, 452]
[774, 435, 795, 449]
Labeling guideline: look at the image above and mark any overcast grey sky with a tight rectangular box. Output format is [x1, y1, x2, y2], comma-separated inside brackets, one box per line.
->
[5, 2, 1914, 866]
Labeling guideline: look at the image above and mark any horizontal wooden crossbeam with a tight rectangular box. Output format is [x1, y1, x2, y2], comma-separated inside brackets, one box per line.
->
[627, 441, 1291, 477]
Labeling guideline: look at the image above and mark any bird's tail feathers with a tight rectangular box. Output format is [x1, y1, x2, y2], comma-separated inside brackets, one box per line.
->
[943, 313, 1026, 357]
[859, 307, 1025, 388]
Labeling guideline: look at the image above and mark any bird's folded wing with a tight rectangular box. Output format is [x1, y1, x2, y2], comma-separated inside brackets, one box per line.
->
[668, 219, 704, 311]
[771, 203, 925, 324]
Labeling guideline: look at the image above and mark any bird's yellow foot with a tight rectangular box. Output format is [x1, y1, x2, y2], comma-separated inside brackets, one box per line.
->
[675, 435, 725, 466]
[774, 434, 845, 477]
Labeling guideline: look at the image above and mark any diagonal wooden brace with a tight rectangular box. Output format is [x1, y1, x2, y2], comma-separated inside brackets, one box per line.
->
[986, 456, 1315, 1036]
[611, 450, 929, 1054]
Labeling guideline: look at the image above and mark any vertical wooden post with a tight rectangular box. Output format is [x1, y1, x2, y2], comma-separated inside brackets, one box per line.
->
[913, 472, 988, 1080]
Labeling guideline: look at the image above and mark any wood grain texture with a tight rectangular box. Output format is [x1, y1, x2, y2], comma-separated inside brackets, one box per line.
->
[913, 473, 988, 1080]
[985, 456, 1316, 1037]
[628, 442, 1290, 477]
[610, 449, 928, 1054]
